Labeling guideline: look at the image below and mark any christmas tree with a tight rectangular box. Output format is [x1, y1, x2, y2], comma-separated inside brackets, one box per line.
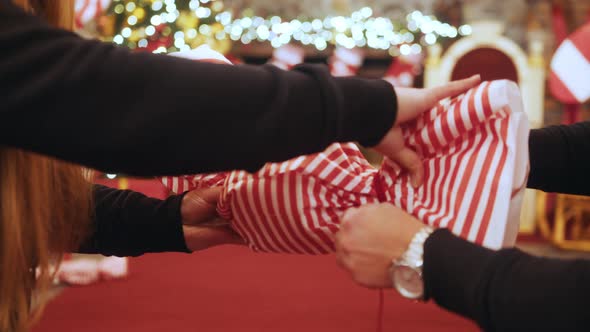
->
[104, 0, 230, 53]
[99, 0, 468, 56]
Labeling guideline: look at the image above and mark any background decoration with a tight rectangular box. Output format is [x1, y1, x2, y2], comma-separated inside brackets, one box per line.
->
[383, 53, 424, 87]
[56, 255, 128, 286]
[329, 47, 364, 76]
[549, 4, 590, 124]
[76, 0, 112, 29]
[100, 0, 470, 55]
[228, 0, 440, 20]
[267, 45, 305, 70]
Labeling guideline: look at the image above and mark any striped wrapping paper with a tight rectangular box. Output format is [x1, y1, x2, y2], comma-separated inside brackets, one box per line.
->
[162, 80, 529, 254]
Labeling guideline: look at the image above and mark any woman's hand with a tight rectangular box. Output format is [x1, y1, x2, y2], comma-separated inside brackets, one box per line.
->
[375, 75, 481, 187]
[180, 188, 244, 251]
[335, 203, 424, 288]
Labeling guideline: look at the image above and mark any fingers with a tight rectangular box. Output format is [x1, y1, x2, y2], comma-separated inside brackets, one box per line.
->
[181, 187, 223, 225]
[334, 207, 359, 265]
[209, 226, 245, 246]
[334, 228, 357, 283]
[193, 187, 223, 205]
[199, 217, 231, 227]
[334, 237, 390, 289]
[335, 206, 368, 263]
[335, 205, 396, 288]
[391, 147, 423, 188]
[341, 207, 362, 226]
[394, 75, 481, 126]
[380, 76, 479, 186]
[376, 127, 423, 187]
[334, 231, 349, 267]
[183, 225, 245, 251]
[430, 74, 481, 102]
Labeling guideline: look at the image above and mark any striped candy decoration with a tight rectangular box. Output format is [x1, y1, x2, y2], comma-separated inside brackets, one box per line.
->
[161, 80, 529, 254]
[328, 47, 364, 77]
[549, 22, 590, 104]
[267, 45, 305, 70]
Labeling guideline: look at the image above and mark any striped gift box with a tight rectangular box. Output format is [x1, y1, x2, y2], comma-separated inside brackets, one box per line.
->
[161, 48, 529, 254]
[162, 80, 529, 254]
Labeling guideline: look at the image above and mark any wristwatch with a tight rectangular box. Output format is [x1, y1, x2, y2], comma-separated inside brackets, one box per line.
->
[390, 226, 434, 300]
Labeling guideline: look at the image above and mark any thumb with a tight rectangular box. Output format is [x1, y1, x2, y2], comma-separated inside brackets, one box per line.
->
[428, 75, 481, 105]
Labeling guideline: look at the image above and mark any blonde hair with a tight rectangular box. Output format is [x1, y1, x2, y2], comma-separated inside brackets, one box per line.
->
[12, 0, 75, 30]
[2, 1, 91, 332]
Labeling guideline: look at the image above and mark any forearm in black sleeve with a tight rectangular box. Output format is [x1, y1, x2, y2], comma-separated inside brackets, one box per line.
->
[78, 184, 190, 257]
[0, 2, 396, 176]
[423, 229, 590, 332]
[528, 121, 590, 195]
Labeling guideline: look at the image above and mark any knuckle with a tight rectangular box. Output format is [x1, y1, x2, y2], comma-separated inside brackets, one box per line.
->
[338, 237, 352, 251]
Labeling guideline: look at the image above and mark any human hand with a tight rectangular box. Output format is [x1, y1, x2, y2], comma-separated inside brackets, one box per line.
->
[181, 188, 244, 252]
[375, 75, 481, 187]
[335, 203, 424, 288]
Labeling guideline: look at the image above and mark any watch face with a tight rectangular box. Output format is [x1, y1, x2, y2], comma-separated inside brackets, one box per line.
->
[392, 266, 424, 299]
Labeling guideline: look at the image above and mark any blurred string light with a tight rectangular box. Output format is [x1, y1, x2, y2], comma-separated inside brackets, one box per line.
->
[107, 0, 471, 54]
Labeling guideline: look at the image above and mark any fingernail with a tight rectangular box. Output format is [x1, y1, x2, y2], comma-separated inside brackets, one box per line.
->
[411, 176, 419, 188]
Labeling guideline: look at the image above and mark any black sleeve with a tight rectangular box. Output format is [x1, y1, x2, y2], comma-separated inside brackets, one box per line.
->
[0, 2, 396, 176]
[423, 229, 590, 332]
[78, 184, 190, 256]
[528, 121, 590, 195]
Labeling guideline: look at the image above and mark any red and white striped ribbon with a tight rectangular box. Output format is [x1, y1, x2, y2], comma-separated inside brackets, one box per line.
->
[161, 80, 529, 254]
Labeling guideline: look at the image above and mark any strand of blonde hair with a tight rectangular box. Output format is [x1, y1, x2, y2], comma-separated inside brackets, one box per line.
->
[1, 2, 90, 331]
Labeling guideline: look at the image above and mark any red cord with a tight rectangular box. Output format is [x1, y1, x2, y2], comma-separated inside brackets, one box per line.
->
[377, 289, 384, 332]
